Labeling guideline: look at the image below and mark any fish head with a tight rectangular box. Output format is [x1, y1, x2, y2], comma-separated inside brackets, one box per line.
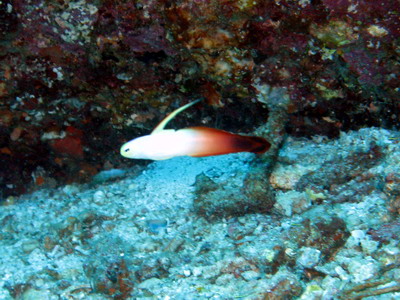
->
[120, 135, 151, 159]
[120, 130, 190, 160]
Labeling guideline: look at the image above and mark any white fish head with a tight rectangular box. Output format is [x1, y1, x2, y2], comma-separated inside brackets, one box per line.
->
[120, 130, 196, 160]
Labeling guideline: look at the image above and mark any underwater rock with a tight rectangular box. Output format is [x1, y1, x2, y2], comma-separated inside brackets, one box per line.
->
[1, 127, 400, 298]
[274, 190, 311, 217]
[1, 0, 398, 197]
[92, 190, 107, 205]
[192, 84, 290, 220]
[348, 258, 380, 283]
[368, 221, 400, 244]
[193, 165, 274, 220]
[261, 270, 303, 299]
[135, 257, 170, 282]
[286, 216, 349, 264]
[19, 288, 55, 300]
[385, 173, 400, 214]
[300, 284, 324, 299]
[296, 247, 321, 269]
[295, 143, 384, 193]
[21, 240, 40, 254]
[146, 219, 168, 234]
[92, 258, 134, 299]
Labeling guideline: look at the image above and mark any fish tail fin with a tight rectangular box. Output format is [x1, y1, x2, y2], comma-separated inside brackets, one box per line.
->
[238, 135, 271, 154]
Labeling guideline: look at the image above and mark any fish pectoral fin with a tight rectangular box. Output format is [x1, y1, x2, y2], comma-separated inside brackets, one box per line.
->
[151, 99, 201, 134]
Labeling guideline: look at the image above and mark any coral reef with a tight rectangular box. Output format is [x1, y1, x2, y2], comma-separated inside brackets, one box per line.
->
[0, 0, 398, 196]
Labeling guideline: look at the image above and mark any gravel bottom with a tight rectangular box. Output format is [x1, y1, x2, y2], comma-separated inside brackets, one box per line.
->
[1, 127, 400, 299]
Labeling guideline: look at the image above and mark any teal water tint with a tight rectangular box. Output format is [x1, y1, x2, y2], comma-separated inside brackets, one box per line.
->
[0, 128, 399, 299]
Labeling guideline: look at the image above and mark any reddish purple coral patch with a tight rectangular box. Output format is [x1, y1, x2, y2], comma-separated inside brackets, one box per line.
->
[342, 49, 384, 86]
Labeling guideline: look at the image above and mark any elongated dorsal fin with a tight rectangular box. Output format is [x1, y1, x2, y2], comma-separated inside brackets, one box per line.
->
[151, 99, 201, 134]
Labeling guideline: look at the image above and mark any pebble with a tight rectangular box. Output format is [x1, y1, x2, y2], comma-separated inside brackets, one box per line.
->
[297, 247, 321, 268]
[360, 238, 379, 255]
[138, 277, 163, 290]
[21, 288, 56, 300]
[62, 185, 79, 195]
[348, 258, 379, 283]
[274, 191, 310, 216]
[335, 266, 350, 281]
[215, 274, 235, 285]
[300, 284, 323, 299]
[351, 229, 365, 241]
[192, 267, 202, 277]
[92, 190, 107, 204]
[146, 219, 168, 234]
[383, 244, 399, 256]
[21, 240, 40, 254]
[264, 248, 278, 263]
[241, 270, 261, 281]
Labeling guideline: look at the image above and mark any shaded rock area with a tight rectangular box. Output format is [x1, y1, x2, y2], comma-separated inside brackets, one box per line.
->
[193, 164, 275, 220]
[0, 0, 398, 198]
[1, 127, 400, 299]
[295, 142, 385, 203]
[270, 128, 400, 215]
[192, 84, 290, 221]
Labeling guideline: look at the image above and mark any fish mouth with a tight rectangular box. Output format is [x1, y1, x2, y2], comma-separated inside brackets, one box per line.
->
[120, 143, 131, 157]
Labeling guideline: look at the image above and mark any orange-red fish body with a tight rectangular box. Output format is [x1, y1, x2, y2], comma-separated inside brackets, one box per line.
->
[182, 127, 269, 157]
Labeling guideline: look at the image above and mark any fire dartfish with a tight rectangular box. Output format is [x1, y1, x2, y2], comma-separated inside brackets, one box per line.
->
[120, 100, 270, 160]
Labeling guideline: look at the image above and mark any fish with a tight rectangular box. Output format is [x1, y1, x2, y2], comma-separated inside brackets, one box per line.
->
[120, 100, 270, 160]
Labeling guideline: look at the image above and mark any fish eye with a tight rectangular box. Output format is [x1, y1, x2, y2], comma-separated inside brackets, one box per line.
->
[124, 148, 130, 152]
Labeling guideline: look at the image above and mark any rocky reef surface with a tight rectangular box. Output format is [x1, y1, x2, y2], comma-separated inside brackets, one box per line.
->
[0, 1, 399, 298]
[1, 127, 399, 299]
[0, 0, 398, 197]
